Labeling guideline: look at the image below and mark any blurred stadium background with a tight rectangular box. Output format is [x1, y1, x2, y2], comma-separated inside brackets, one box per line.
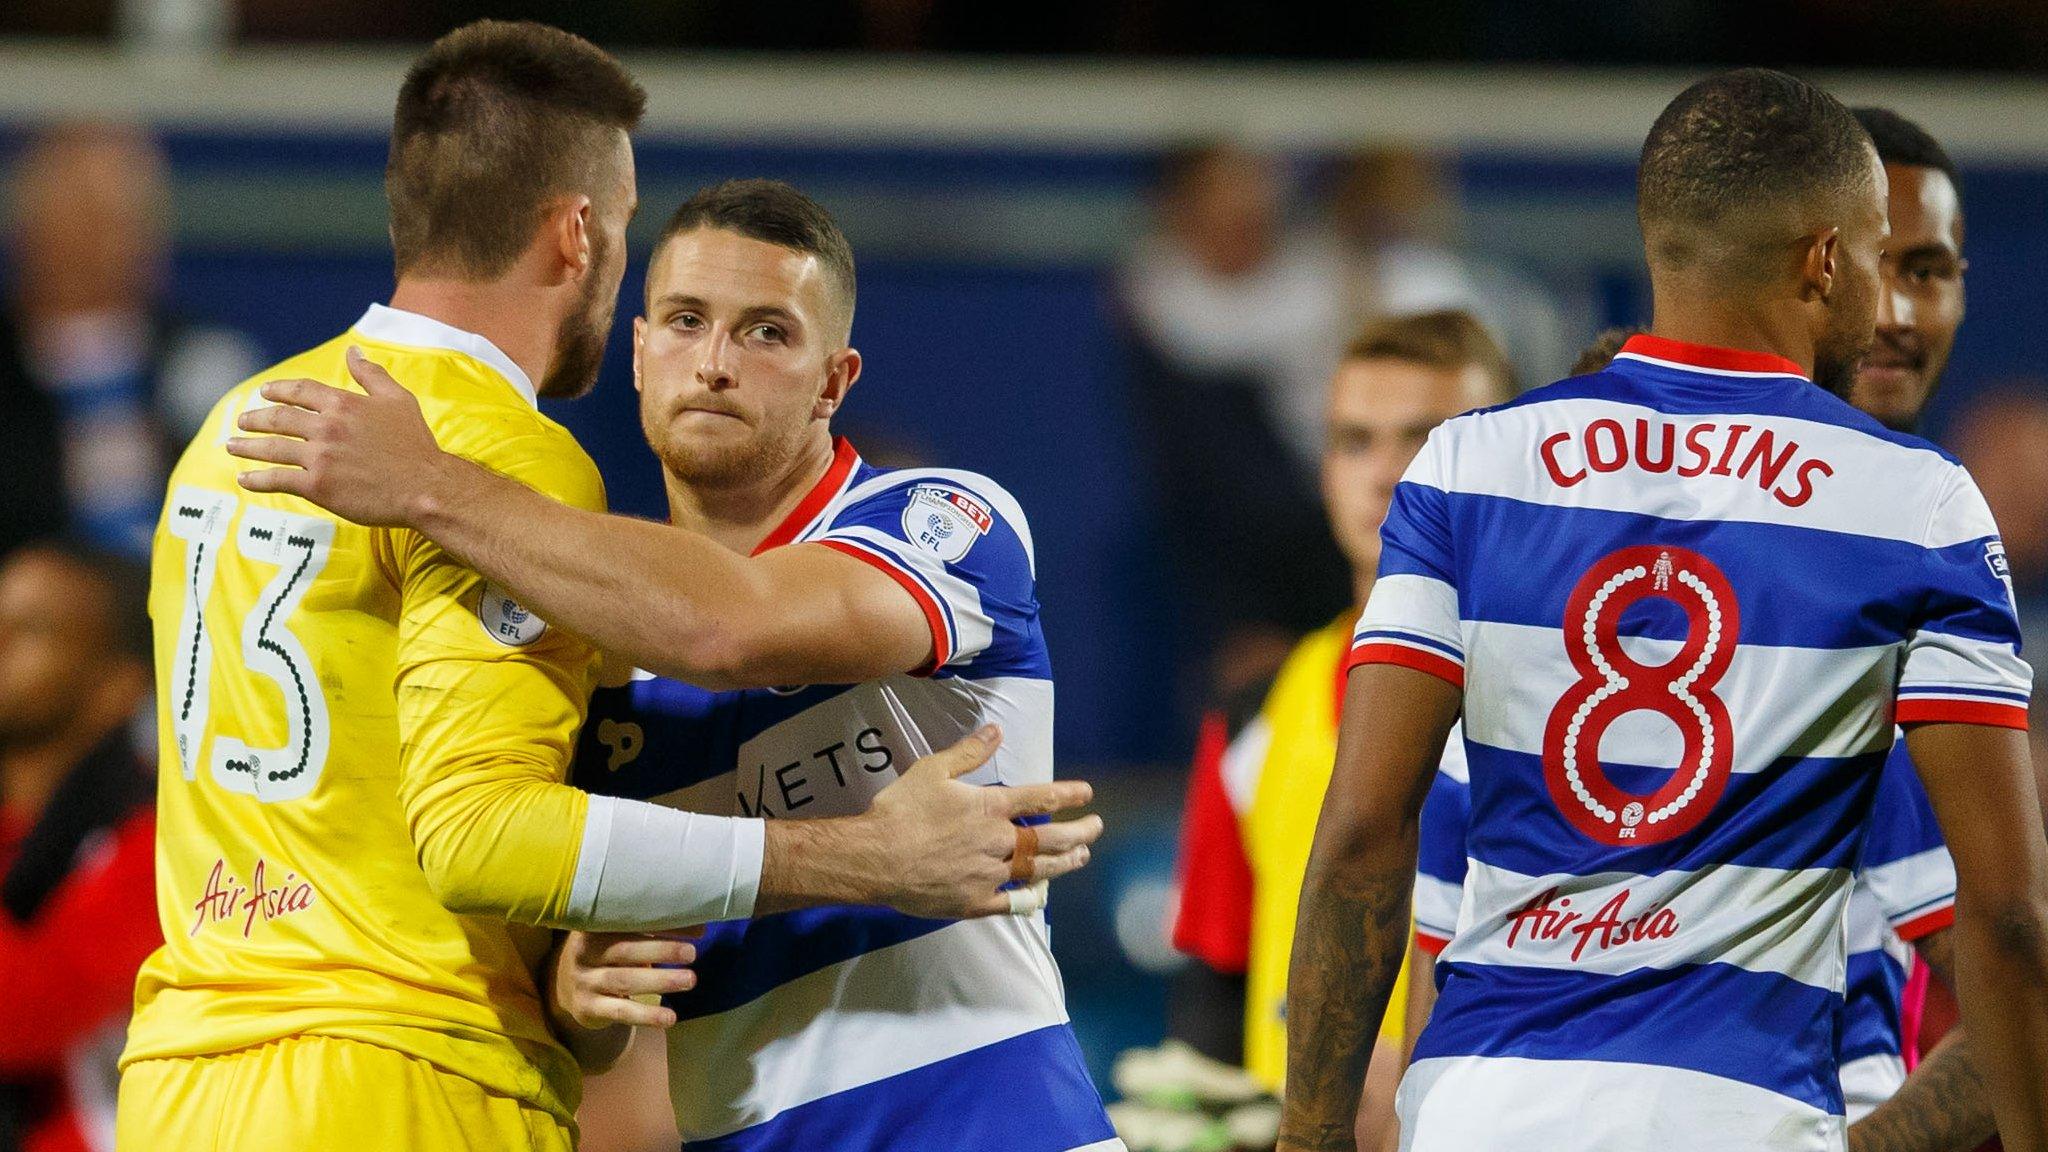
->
[3, 4, 2046, 1150]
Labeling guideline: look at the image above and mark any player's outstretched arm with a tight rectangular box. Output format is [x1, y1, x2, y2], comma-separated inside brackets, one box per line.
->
[229, 350, 936, 688]
[1904, 721, 2048, 1152]
[1847, 926, 1996, 1152]
[1279, 664, 1459, 1152]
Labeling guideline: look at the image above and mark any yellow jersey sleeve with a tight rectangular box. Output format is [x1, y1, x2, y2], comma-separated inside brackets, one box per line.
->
[390, 418, 608, 926]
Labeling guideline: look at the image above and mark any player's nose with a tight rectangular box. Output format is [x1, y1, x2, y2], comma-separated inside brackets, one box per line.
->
[695, 327, 738, 389]
[1876, 281, 1913, 329]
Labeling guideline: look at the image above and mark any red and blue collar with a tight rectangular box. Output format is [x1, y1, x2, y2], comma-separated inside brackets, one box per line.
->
[1613, 334, 1809, 380]
[753, 436, 862, 556]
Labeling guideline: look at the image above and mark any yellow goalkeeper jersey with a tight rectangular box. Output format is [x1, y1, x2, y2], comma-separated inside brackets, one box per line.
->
[1241, 613, 1411, 1090]
[122, 305, 606, 1125]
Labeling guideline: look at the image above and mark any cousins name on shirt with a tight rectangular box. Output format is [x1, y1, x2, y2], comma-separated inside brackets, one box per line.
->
[1539, 418, 1835, 508]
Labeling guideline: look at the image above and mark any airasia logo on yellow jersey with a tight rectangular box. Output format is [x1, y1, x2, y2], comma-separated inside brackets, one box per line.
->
[188, 857, 317, 939]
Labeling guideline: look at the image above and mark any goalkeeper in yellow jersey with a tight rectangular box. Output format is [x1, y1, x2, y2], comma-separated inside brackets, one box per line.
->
[116, 21, 1099, 1152]
[1164, 313, 1514, 1150]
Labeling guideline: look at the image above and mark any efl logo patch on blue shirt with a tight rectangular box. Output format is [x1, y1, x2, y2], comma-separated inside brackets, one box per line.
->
[901, 485, 992, 564]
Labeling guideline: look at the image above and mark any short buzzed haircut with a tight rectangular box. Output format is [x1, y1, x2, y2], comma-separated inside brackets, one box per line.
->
[1853, 106, 1960, 192]
[1637, 69, 1875, 273]
[653, 179, 858, 337]
[387, 20, 645, 279]
[1344, 309, 1517, 400]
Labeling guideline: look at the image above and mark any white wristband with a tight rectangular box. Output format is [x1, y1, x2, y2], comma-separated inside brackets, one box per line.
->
[563, 795, 765, 930]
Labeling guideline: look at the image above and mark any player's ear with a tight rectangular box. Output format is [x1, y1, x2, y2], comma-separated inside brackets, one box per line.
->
[1799, 226, 1839, 303]
[550, 194, 595, 283]
[815, 346, 862, 420]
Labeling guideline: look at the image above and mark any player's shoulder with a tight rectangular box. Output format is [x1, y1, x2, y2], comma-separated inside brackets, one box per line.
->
[831, 461, 1036, 572]
[377, 349, 605, 515]
[171, 336, 349, 479]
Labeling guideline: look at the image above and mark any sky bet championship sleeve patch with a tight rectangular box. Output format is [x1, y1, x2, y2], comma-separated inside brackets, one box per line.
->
[477, 579, 547, 646]
[901, 484, 994, 564]
[1987, 539, 2016, 605]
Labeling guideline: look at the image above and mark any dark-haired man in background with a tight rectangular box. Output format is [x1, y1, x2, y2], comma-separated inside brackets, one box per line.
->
[119, 22, 1099, 1152]
[1838, 103, 1994, 1152]
[0, 541, 157, 1152]
[1847, 108, 1966, 437]
[1282, 69, 2048, 1152]
[229, 175, 1119, 1152]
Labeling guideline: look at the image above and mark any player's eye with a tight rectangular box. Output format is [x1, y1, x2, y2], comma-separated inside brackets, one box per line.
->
[671, 312, 704, 330]
[749, 324, 785, 344]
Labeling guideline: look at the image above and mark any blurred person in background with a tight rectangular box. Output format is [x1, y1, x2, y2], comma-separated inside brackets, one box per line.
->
[1163, 311, 1513, 1152]
[1844, 107, 1968, 438]
[1330, 146, 1571, 383]
[0, 540, 157, 1152]
[0, 123, 262, 559]
[1949, 389, 2048, 621]
[1945, 387, 2048, 808]
[1843, 107, 2013, 1152]
[1118, 140, 1352, 699]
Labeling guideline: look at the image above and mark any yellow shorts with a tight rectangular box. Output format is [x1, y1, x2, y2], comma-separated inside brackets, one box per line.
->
[116, 1035, 574, 1152]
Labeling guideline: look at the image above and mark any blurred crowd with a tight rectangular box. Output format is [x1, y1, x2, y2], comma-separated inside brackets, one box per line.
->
[1116, 140, 1567, 703]
[0, 124, 261, 561]
[2, 112, 2048, 1152]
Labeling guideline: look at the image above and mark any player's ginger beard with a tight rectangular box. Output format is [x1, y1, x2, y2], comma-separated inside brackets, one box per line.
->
[654, 423, 842, 556]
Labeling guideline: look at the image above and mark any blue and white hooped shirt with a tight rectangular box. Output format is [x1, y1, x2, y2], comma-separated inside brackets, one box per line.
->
[574, 437, 1120, 1152]
[1357, 334, 2026, 1152]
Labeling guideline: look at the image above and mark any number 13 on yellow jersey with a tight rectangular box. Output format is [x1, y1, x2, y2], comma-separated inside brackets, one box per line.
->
[165, 485, 337, 803]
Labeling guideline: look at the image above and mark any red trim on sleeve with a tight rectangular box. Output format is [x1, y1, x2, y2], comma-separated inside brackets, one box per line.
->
[1345, 642, 1465, 688]
[1897, 698, 2029, 731]
[1171, 712, 1254, 974]
[1618, 334, 1808, 378]
[754, 436, 861, 555]
[1414, 929, 1451, 957]
[817, 540, 952, 674]
[1894, 903, 1957, 943]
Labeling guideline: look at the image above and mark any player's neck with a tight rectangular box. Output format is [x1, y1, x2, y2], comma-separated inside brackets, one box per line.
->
[666, 433, 840, 554]
[388, 278, 557, 393]
[1648, 289, 1817, 376]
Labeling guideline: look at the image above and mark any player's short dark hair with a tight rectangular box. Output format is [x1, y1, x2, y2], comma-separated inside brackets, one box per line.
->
[653, 179, 858, 334]
[1852, 106, 1960, 193]
[387, 20, 645, 279]
[1343, 309, 1516, 399]
[1638, 69, 1874, 267]
[12, 536, 151, 665]
[1571, 327, 1646, 376]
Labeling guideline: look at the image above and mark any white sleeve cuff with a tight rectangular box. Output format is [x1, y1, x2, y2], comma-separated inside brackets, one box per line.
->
[563, 795, 765, 930]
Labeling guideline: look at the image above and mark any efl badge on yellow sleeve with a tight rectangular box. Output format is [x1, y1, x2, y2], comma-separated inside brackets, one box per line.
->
[478, 580, 547, 646]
